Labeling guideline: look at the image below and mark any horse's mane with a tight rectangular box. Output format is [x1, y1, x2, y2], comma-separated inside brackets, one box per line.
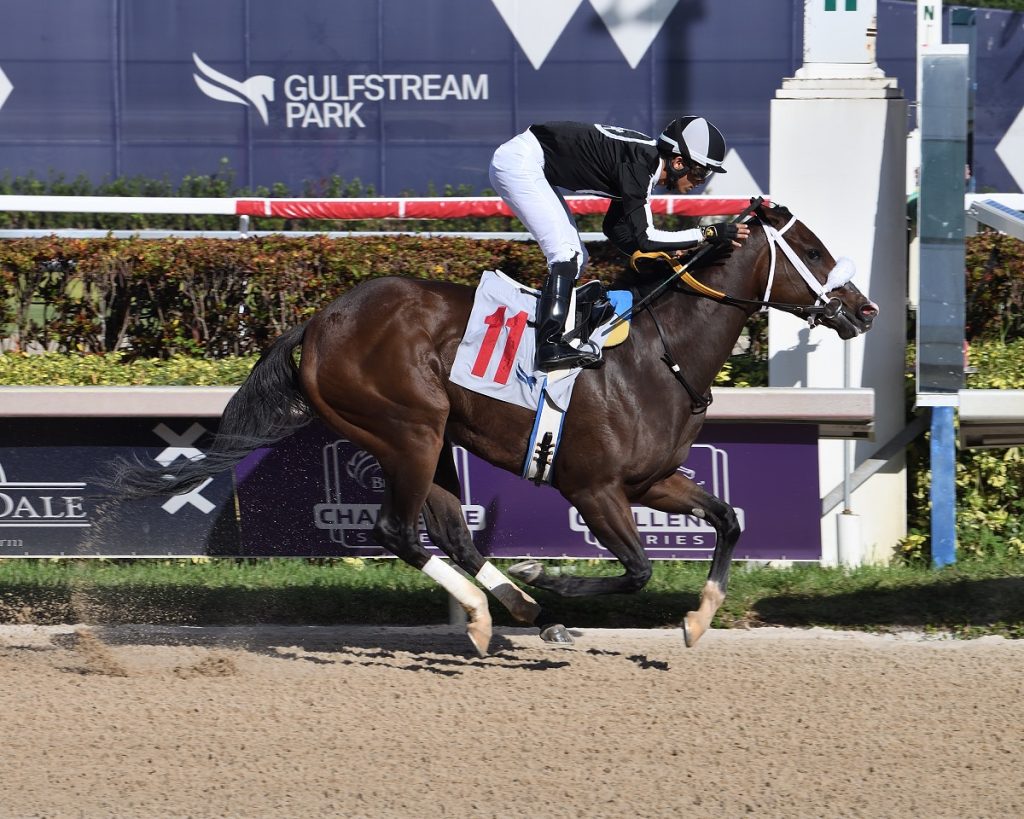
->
[757, 202, 793, 226]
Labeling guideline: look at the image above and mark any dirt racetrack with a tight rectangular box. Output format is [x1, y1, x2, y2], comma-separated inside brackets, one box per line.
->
[0, 623, 1021, 819]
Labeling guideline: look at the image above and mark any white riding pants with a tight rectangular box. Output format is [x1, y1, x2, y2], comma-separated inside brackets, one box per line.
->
[488, 129, 589, 276]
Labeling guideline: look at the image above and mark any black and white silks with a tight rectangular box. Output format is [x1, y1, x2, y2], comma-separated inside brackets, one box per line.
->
[489, 122, 704, 275]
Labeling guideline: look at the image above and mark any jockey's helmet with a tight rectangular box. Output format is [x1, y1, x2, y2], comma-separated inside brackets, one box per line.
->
[658, 116, 728, 174]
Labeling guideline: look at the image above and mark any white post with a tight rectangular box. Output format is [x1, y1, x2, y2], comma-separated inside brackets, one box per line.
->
[837, 331, 863, 567]
[837, 511, 863, 568]
[916, 0, 945, 128]
[908, 1, 944, 309]
[770, 0, 908, 566]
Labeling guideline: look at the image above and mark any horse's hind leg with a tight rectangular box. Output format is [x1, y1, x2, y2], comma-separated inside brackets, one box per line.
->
[323, 414, 493, 655]
[372, 449, 493, 656]
[422, 444, 543, 628]
[299, 311, 492, 655]
[637, 471, 741, 647]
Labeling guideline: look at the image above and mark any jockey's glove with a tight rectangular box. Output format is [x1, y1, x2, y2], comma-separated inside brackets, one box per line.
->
[701, 222, 740, 246]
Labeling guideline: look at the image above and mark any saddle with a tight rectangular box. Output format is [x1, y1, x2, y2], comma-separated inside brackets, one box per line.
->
[563, 280, 630, 349]
[448, 268, 634, 485]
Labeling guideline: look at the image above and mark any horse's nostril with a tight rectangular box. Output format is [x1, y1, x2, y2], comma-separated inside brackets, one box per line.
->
[859, 302, 879, 321]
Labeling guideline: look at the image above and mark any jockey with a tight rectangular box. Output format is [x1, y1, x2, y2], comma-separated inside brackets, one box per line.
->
[489, 117, 750, 372]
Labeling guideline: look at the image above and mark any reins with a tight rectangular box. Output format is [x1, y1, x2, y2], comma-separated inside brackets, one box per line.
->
[603, 196, 765, 333]
[627, 208, 851, 326]
[612, 197, 857, 411]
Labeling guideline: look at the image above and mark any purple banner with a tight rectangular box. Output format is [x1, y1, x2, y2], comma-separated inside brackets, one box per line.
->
[0, 416, 821, 559]
[235, 421, 821, 561]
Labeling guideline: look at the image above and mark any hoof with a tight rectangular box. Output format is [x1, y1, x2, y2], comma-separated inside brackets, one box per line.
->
[539, 624, 575, 646]
[509, 559, 543, 584]
[682, 612, 703, 648]
[467, 617, 492, 657]
[465, 602, 493, 657]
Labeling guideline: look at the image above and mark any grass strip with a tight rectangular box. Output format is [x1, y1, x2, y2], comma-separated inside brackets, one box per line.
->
[1, 556, 1021, 640]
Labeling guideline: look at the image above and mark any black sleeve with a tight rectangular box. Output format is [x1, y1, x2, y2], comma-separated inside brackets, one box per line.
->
[603, 199, 704, 255]
[602, 202, 639, 255]
[601, 162, 704, 254]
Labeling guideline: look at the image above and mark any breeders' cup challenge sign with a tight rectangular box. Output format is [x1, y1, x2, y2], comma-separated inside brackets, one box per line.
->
[234, 422, 821, 561]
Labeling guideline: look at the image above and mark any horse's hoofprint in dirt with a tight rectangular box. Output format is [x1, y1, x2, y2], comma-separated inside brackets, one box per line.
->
[0, 624, 1021, 818]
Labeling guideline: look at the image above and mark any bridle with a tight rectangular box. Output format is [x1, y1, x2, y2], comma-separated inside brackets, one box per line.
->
[754, 212, 856, 327]
[630, 211, 855, 327]
[610, 198, 856, 335]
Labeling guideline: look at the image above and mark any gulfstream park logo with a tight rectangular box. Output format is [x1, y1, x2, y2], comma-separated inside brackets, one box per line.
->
[191, 53, 488, 129]
[192, 53, 274, 125]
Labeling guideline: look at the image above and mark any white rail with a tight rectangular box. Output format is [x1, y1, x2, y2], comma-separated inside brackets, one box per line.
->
[0, 194, 757, 219]
[958, 389, 1024, 448]
[0, 386, 876, 437]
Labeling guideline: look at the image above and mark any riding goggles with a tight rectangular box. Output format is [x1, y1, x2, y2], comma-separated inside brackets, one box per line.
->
[686, 164, 714, 183]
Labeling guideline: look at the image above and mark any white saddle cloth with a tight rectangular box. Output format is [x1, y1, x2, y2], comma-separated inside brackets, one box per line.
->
[450, 269, 604, 412]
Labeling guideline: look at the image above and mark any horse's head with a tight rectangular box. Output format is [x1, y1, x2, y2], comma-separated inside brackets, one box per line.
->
[752, 204, 879, 339]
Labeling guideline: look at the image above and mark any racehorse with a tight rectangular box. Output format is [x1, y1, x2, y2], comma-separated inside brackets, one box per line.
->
[108, 200, 878, 656]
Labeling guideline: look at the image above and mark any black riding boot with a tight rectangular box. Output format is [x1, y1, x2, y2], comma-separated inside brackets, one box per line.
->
[536, 260, 593, 372]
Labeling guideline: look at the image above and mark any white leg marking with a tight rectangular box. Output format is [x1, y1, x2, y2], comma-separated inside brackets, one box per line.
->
[423, 556, 487, 613]
[475, 561, 541, 624]
[683, 580, 725, 648]
[422, 556, 492, 655]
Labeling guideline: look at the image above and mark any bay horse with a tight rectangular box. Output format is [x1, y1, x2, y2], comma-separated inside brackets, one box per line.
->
[109, 200, 878, 655]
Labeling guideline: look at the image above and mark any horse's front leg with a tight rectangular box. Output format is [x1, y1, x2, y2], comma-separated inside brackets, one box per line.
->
[508, 484, 652, 646]
[510, 484, 653, 597]
[637, 471, 742, 647]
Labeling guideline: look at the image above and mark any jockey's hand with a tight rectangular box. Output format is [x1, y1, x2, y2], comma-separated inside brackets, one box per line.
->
[702, 222, 750, 248]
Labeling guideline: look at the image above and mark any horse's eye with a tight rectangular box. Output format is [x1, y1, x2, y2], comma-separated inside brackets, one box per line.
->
[807, 249, 821, 261]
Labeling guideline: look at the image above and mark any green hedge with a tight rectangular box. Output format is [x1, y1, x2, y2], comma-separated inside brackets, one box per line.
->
[898, 339, 1024, 564]
[4, 229, 1020, 358]
[965, 230, 1024, 342]
[0, 235, 633, 357]
[0, 352, 256, 386]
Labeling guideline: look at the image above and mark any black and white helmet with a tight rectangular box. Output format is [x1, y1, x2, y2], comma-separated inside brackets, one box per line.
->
[658, 116, 728, 173]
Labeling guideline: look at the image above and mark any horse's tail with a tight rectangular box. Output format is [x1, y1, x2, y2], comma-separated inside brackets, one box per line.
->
[105, 322, 314, 499]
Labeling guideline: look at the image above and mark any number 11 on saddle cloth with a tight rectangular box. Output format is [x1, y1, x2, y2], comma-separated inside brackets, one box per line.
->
[449, 269, 631, 414]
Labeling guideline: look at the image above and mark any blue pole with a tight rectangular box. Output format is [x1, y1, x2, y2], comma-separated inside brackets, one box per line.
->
[930, 405, 957, 567]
